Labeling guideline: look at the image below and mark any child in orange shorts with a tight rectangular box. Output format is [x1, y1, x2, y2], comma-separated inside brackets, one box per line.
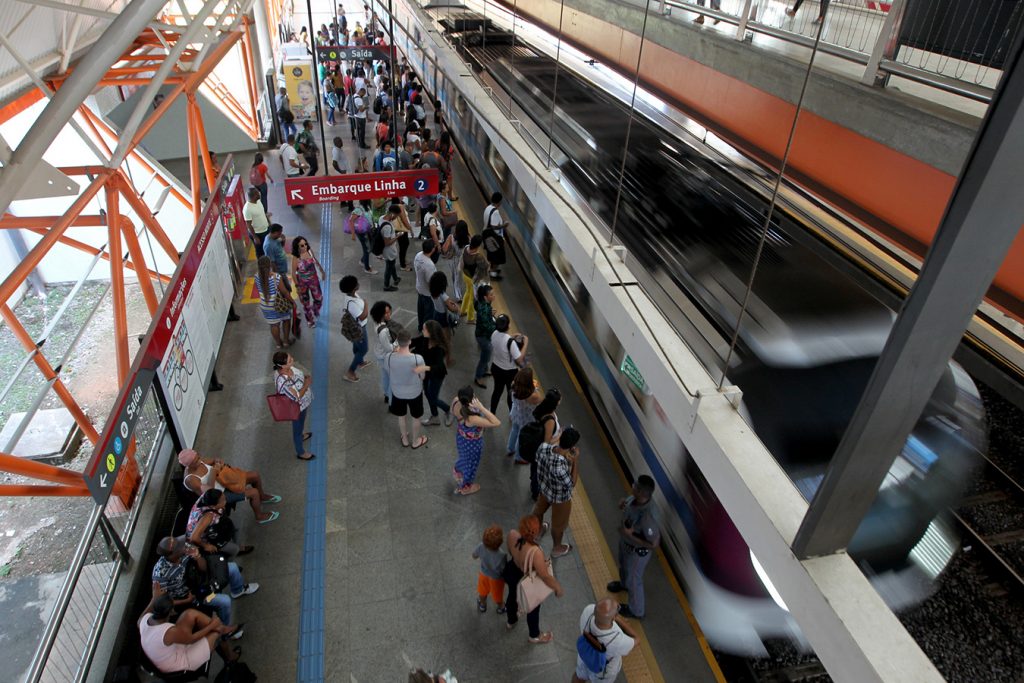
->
[473, 524, 507, 613]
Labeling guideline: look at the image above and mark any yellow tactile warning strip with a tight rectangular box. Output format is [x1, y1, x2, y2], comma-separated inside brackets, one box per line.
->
[490, 256, 728, 683]
[240, 277, 260, 304]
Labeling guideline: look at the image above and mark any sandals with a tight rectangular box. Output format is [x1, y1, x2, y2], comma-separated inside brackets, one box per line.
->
[303, 432, 312, 441]
[262, 494, 282, 504]
[296, 453, 315, 461]
[343, 374, 359, 383]
[473, 380, 488, 389]
[551, 543, 573, 558]
[540, 521, 550, 537]
[528, 632, 553, 644]
[237, 545, 256, 556]
[258, 511, 280, 525]
[477, 598, 487, 613]
[401, 434, 411, 447]
[412, 435, 429, 449]
[455, 483, 480, 496]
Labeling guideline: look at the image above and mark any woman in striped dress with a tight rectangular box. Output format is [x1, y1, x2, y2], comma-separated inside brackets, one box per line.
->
[255, 255, 294, 348]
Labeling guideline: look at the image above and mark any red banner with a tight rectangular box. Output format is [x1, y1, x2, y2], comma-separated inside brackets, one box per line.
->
[284, 169, 440, 206]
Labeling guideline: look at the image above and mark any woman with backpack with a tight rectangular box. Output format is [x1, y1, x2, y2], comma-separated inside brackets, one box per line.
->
[340, 275, 370, 383]
[248, 153, 273, 212]
[523, 389, 562, 500]
[348, 201, 375, 275]
[508, 368, 544, 462]
[429, 271, 460, 340]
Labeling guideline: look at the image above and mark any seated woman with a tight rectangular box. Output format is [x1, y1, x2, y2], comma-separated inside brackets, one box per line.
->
[188, 489, 269, 558]
[179, 449, 280, 524]
[138, 588, 238, 674]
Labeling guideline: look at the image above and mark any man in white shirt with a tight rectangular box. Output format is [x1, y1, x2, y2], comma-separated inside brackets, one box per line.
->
[572, 599, 638, 682]
[414, 239, 437, 330]
[281, 135, 304, 177]
[241, 188, 271, 258]
[489, 314, 527, 414]
[483, 191, 509, 237]
[353, 87, 368, 149]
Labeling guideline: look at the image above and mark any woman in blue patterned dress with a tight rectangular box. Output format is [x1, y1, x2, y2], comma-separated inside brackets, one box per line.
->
[451, 385, 501, 496]
[255, 255, 294, 348]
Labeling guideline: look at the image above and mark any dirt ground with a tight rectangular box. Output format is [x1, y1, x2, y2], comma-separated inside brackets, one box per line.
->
[0, 281, 152, 578]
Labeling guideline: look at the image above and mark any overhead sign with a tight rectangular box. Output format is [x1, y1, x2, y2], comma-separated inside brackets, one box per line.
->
[316, 45, 394, 62]
[284, 169, 440, 206]
[84, 369, 154, 502]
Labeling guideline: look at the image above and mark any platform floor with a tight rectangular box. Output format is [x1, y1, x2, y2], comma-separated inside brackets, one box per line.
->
[189, 113, 721, 681]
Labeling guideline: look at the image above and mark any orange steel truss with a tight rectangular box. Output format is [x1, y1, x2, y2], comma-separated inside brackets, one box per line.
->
[0, 23, 253, 507]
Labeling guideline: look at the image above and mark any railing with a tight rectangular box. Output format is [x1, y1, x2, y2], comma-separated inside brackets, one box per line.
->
[23, 389, 169, 683]
[656, 0, 1024, 104]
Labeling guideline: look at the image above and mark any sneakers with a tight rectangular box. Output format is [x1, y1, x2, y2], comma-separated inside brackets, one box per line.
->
[421, 416, 440, 426]
[383, 286, 398, 292]
[228, 623, 245, 640]
[496, 605, 507, 615]
[478, 598, 487, 613]
[606, 581, 627, 593]
[230, 583, 259, 599]
[619, 605, 643, 619]
[444, 412, 453, 427]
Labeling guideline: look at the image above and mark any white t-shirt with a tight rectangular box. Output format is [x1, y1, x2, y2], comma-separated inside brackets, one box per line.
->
[332, 146, 348, 173]
[374, 321, 397, 360]
[484, 204, 505, 236]
[281, 144, 302, 176]
[242, 200, 269, 234]
[574, 604, 635, 681]
[490, 331, 522, 371]
[343, 295, 366, 327]
[414, 251, 436, 296]
[353, 95, 367, 119]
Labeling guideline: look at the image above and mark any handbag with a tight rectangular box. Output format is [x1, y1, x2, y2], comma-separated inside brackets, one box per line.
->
[516, 545, 554, 615]
[274, 287, 294, 313]
[266, 393, 300, 421]
[216, 465, 247, 493]
[291, 305, 303, 339]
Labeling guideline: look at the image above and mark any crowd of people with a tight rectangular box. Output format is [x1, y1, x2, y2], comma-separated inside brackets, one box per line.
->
[156, 14, 670, 680]
[140, 448, 279, 677]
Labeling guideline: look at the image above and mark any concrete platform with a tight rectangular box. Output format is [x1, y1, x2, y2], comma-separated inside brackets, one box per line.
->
[188, 115, 721, 681]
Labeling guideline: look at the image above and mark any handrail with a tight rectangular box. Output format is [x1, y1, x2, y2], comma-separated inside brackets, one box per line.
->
[658, 0, 1000, 104]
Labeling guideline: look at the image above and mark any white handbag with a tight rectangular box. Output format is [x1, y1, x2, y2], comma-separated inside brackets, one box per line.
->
[517, 545, 554, 615]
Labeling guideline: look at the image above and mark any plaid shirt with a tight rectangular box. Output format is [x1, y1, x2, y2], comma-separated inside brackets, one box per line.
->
[536, 443, 574, 504]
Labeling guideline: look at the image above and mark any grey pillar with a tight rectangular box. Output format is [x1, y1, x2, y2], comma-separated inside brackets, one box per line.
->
[0, 0, 169, 217]
[6, 230, 46, 297]
[792, 29, 1024, 559]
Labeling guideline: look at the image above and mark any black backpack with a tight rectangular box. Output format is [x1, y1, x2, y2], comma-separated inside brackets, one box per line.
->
[371, 220, 389, 256]
[215, 660, 258, 683]
[517, 415, 554, 464]
[373, 95, 383, 115]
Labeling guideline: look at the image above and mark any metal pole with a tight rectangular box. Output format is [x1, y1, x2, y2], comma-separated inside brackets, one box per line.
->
[99, 512, 131, 563]
[861, 0, 907, 87]
[0, 0, 169, 217]
[387, 0, 400, 168]
[510, 0, 519, 115]
[793, 24, 1024, 559]
[306, 0, 330, 174]
[545, 0, 568, 169]
[736, 0, 754, 41]
[607, 0, 653, 246]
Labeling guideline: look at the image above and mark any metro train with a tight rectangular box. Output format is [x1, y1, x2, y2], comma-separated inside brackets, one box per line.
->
[388, 2, 986, 655]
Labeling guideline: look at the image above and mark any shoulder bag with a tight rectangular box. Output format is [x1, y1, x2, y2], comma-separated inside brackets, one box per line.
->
[516, 545, 554, 615]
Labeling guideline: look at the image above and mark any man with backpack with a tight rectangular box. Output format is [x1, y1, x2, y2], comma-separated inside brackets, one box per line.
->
[276, 87, 296, 140]
[572, 599, 637, 682]
[372, 140, 398, 172]
[296, 119, 319, 176]
[377, 204, 401, 291]
[483, 192, 510, 280]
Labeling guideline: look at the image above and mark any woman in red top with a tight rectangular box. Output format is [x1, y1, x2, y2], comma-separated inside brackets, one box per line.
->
[248, 153, 274, 212]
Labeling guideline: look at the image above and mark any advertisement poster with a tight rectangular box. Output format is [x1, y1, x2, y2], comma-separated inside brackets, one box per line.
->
[284, 60, 317, 121]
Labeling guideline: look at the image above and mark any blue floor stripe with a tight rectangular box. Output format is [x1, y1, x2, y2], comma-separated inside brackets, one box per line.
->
[297, 205, 332, 682]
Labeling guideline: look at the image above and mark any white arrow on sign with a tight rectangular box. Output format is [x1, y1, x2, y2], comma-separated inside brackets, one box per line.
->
[290, 189, 304, 201]
[99, 474, 108, 488]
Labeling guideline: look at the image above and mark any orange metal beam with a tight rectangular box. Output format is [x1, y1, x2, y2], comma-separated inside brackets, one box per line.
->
[0, 453, 85, 487]
[20, 227, 171, 284]
[59, 166, 110, 176]
[0, 171, 112, 308]
[186, 97, 201, 223]
[0, 304, 99, 443]
[114, 176, 181, 264]
[0, 484, 90, 497]
[106, 184, 131, 384]
[76, 106, 193, 213]
[0, 214, 106, 228]
[191, 94, 217, 192]
[112, 177, 160, 314]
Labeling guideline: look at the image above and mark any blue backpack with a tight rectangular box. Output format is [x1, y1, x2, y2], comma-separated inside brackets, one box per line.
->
[576, 615, 615, 674]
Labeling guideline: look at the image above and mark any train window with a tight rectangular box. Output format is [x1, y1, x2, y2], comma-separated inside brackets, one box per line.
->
[546, 234, 581, 304]
[515, 185, 534, 237]
[488, 141, 507, 182]
[455, 92, 467, 117]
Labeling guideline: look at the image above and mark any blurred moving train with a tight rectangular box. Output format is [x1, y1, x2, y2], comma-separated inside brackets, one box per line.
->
[389, 1, 986, 655]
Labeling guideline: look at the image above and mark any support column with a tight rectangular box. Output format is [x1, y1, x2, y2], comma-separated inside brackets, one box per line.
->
[793, 31, 1024, 559]
[186, 97, 202, 223]
[190, 93, 218, 192]
[105, 186, 131, 385]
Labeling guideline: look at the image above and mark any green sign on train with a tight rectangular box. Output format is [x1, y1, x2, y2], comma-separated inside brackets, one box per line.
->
[620, 355, 645, 391]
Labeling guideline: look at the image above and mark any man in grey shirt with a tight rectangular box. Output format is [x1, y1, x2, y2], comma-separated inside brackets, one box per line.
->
[414, 239, 437, 329]
[379, 205, 401, 292]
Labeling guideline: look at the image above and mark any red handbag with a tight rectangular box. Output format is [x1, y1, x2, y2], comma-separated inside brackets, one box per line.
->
[266, 393, 300, 421]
